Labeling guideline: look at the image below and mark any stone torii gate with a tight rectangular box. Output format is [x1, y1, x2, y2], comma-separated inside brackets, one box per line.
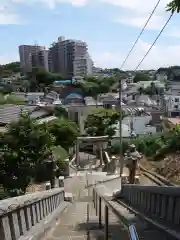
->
[75, 136, 109, 166]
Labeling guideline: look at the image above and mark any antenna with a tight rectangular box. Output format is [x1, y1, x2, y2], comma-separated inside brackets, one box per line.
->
[34, 40, 38, 47]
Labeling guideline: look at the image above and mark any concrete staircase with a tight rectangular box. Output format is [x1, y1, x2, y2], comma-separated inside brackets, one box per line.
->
[44, 171, 127, 239]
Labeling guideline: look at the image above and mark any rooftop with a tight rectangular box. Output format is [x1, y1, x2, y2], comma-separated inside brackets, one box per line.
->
[54, 80, 72, 84]
[168, 118, 180, 125]
[0, 105, 50, 125]
[66, 93, 83, 99]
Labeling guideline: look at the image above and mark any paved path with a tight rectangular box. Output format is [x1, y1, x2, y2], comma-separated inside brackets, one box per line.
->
[45, 172, 129, 240]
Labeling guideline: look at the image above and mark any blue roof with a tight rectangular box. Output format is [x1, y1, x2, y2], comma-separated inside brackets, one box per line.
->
[66, 93, 83, 99]
[54, 80, 72, 84]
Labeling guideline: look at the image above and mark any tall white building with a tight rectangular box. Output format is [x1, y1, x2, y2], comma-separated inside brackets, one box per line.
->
[86, 53, 93, 76]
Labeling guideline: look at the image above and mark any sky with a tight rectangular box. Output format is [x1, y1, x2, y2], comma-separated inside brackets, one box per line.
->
[1, 0, 180, 70]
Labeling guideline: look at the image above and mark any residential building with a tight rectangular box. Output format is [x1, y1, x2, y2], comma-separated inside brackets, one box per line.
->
[156, 73, 167, 82]
[86, 52, 93, 76]
[48, 42, 59, 73]
[31, 49, 49, 71]
[48, 36, 89, 78]
[164, 94, 180, 117]
[19, 45, 45, 73]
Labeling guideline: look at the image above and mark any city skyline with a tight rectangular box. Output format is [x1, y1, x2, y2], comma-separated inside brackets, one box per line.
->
[19, 36, 93, 77]
[1, 0, 180, 69]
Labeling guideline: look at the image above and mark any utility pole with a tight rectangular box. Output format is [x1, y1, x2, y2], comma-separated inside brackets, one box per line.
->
[118, 78, 123, 176]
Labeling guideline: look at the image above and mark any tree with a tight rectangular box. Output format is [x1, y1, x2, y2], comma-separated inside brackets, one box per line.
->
[28, 67, 63, 91]
[80, 76, 116, 98]
[0, 62, 20, 76]
[47, 119, 79, 151]
[54, 106, 68, 118]
[133, 72, 150, 83]
[84, 108, 123, 138]
[166, 0, 180, 13]
[0, 113, 55, 197]
[139, 82, 164, 96]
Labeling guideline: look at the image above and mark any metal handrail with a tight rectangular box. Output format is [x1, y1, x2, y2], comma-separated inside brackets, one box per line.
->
[92, 187, 140, 240]
[128, 224, 139, 240]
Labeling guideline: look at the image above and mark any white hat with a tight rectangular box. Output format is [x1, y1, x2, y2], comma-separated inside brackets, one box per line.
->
[129, 144, 136, 148]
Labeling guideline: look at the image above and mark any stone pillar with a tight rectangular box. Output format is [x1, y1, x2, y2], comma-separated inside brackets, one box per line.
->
[76, 140, 79, 166]
[45, 182, 51, 190]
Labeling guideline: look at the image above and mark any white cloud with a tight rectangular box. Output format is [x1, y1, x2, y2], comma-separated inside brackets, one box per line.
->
[92, 40, 180, 70]
[0, 2, 20, 24]
[101, 0, 170, 14]
[116, 15, 167, 30]
[12, 0, 88, 8]
[108, 0, 173, 31]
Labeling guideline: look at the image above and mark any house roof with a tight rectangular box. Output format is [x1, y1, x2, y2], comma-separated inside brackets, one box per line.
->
[0, 105, 48, 124]
[66, 93, 83, 99]
[168, 118, 180, 125]
[54, 80, 72, 84]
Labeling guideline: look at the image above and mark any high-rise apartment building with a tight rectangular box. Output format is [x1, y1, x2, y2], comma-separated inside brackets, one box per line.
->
[19, 45, 45, 73]
[31, 49, 49, 71]
[49, 36, 90, 78]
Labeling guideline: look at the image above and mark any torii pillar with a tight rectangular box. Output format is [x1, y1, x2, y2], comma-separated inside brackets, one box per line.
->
[76, 139, 80, 166]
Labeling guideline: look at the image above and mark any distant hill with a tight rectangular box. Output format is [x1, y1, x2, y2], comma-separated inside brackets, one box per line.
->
[0, 62, 20, 77]
[157, 66, 180, 81]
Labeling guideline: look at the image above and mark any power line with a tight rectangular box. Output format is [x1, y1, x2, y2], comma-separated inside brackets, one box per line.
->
[134, 13, 173, 71]
[120, 0, 161, 70]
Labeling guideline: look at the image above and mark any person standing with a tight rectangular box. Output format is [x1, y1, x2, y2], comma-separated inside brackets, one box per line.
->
[128, 144, 141, 184]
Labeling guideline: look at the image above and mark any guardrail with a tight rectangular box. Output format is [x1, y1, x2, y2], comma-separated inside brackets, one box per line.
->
[139, 165, 174, 186]
[118, 184, 180, 239]
[0, 188, 65, 240]
[92, 187, 139, 240]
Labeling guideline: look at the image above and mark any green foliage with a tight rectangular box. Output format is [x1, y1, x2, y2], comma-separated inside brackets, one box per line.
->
[47, 119, 79, 151]
[129, 127, 180, 160]
[166, 0, 180, 13]
[54, 106, 68, 118]
[0, 84, 13, 95]
[157, 66, 180, 81]
[110, 140, 129, 155]
[0, 62, 20, 76]
[110, 126, 180, 161]
[28, 67, 63, 91]
[34, 145, 68, 182]
[133, 72, 150, 83]
[85, 108, 122, 138]
[78, 76, 117, 98]
[52, 146, 69, 177]
[138, 82, 164, 96]
[0, 113, 55, 196]
[0, 94, 25, 105]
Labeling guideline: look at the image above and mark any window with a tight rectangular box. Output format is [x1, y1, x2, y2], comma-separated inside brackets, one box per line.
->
[175, 98, 179, 102]
[174, 105, 179, 109]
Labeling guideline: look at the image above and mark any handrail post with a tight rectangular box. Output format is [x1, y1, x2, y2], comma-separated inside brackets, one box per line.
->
[96, 192, 98, 216]
[94, 191, 97, 211]
[99, 196, 102, 228]
[104, 205, 109, 240]
[93, 188, 95, 207]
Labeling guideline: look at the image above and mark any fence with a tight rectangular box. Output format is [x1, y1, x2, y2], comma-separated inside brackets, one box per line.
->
[0, 188, 65, 240]
[118, 185, 180, 238]
[92, 187, 139, 240]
